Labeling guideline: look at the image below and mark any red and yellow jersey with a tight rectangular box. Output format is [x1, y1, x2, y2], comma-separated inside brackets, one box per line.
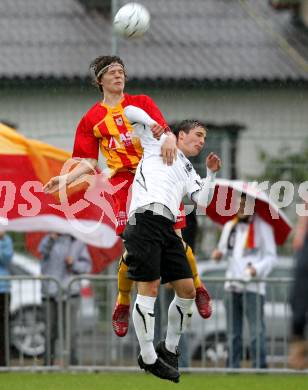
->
[72, 93, 168, 177]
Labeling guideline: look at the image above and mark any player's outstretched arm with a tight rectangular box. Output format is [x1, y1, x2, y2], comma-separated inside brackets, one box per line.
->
[43, 158, 98, 194]
[123, 105, 177, 165]
[124, 105, 164, 139]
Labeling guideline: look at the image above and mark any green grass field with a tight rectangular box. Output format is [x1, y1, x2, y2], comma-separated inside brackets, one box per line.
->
[0, 373, 307, 390]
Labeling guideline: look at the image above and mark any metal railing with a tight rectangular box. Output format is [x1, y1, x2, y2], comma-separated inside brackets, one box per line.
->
[0, 274, 306, 373]
[0, 275, 62, 371]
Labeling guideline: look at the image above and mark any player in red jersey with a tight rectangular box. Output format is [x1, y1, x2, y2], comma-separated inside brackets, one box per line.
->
[43, 55, 212, 338]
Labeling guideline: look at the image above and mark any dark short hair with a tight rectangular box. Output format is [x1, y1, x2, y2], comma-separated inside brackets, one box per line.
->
[89, 55, 126, 92]
[173, 119, 207, 139]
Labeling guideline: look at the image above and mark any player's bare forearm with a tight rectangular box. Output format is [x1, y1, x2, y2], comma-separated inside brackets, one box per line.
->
[43, 158, 97, 194]
[66, 158, 98, 184]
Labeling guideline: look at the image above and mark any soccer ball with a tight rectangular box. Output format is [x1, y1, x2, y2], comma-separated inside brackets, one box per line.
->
[113, 3, 150, 39]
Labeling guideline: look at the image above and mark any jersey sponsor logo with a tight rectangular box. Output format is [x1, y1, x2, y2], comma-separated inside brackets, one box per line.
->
[108, 131, 134, 149]
[117, 211, 128, 226]
[108, 137, 121, 149]
[185, 162, 193, 172]
[175, 215, 185, 223]
[178, 151, 192, 176]
[115, 116, 124, 126]
[183, 162, 193, 177]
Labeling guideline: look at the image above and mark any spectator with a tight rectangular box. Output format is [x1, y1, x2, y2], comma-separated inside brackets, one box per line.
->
[39, 233, 91, 365]
[289, 202, 308, 369]
[0, 230, 13, 366]
[212, 194, 277, 368]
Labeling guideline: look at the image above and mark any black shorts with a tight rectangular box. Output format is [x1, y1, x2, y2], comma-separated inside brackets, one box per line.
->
[123, 210, 192, 284]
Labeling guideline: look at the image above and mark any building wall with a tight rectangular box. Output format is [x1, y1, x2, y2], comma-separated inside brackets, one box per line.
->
[1, 84, 307, 179]
[148, 86, 308, 179]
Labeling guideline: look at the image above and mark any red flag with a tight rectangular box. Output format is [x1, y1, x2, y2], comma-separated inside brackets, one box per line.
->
[1, 123, 122, 269]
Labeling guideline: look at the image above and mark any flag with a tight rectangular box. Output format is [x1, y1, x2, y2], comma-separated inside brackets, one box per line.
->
[0, 123, 122, 266]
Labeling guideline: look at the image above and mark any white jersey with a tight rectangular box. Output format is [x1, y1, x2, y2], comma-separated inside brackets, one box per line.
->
[217, 215, 277, 295]
[125, 106, 216, 220]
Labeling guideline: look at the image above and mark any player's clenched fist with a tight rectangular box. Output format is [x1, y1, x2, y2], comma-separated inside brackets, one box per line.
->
[206, 152, 221, 173]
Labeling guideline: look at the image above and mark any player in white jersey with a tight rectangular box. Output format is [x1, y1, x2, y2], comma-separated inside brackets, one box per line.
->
[122, 107, 221, 382]
[124, 106, 217, 220]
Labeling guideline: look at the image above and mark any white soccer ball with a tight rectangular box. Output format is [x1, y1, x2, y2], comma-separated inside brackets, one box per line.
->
[113, 3, 150, 39]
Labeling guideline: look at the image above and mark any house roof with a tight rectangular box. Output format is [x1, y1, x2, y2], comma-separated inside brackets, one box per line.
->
[0, 0, 307, 84]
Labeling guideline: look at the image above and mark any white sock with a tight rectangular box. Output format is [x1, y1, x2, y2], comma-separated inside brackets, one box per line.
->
[132, 294, 157, 364]
[165, 294, 194, 354]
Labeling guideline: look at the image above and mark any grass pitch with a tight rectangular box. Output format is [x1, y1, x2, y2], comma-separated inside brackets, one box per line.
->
[0, 372, 307, 390]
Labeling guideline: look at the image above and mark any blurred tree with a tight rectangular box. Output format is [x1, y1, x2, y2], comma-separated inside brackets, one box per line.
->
[252, 140, 308, 183]
[251, 140, 308, 255]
